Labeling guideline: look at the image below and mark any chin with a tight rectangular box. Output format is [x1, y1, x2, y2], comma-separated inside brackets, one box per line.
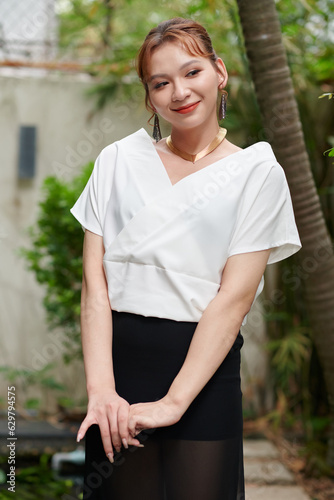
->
[174, 119, 210, 131]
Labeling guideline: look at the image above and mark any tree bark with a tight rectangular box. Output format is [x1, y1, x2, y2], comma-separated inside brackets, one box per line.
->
[236, 0, 334, 466]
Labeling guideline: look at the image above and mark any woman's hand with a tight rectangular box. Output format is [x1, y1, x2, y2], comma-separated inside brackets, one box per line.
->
[128, 395, 185, 437]
[76, 389, 143, 462]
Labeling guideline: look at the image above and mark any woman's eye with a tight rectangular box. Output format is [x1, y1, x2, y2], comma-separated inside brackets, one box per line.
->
[186, 69, 200, 77]
[154, 81, 168, 89]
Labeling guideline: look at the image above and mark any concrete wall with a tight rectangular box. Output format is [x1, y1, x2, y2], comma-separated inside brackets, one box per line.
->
[0, 69, 272, 415]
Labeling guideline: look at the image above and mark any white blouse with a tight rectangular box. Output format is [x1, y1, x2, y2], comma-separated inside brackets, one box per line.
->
[70, 128, 301, 325]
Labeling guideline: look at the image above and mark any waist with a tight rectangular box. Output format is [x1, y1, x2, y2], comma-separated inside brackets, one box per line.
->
[112, 309, 244, 351]
[103, 260, 220, 322]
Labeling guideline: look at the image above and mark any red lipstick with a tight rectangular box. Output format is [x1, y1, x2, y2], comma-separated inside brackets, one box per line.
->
[173, 101, 200, 114]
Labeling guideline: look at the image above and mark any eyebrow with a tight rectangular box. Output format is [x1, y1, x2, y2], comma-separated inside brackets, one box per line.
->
[148, 59, 202, 83]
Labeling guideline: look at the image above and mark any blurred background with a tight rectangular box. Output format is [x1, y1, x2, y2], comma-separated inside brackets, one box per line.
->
[0, 0, 333, 498]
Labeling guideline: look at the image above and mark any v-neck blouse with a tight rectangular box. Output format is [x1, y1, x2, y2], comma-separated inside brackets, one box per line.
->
[70, 128, 301, 324]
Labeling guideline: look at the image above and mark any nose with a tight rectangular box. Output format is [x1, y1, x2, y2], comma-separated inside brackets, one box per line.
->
[172, 79, 191, 102]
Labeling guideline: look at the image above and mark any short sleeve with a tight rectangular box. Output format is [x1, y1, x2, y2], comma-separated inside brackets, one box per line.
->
[70, 143, 117, 236]
[228, 161, 301, 264]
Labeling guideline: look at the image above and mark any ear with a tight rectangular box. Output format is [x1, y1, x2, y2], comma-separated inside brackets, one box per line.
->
[215, 58, 228, 88]
[148, 95, 156, 113]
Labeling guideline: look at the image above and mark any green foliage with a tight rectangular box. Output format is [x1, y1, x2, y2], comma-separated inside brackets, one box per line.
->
[0, 454, 78, 499]
[56, 0, 334, 206]
[266, 324, 312, 392]
[1, 163, 93, 412]
[0, 364, 65, 391]
[323, 148, 334, 158]
[319, 93, 334, 157]
[56, 0, 334, 105]
[263, 253, 332, 473]
[19, 163, 94, 362]
[264, 313, 313, 430]
[0, 364, 66, 412]
[300, 440, 334, 477]
[56, 0, 245, 110]
[278, 0, 334, 85]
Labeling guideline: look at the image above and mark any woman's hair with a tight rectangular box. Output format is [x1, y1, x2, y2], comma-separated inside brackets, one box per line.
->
[136, 17, 219, 114]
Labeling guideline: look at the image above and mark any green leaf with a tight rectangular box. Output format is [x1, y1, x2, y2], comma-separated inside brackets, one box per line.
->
[323, 147, 334, 157]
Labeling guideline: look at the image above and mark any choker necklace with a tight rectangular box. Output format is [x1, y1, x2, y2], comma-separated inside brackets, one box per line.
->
[166, 127, 227, 163]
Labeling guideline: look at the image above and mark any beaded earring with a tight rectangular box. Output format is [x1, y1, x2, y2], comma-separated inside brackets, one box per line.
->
[153, 112, 162, 142]
[219, 90, 228, 121]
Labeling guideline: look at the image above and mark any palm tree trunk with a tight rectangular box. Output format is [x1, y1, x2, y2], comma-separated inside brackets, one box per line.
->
[236, 0, 334, 466]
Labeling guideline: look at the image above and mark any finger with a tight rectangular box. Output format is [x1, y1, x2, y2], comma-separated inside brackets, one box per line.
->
[126, 414, 144, 446]
[109, 410, 122, 454]
[127, 436, 144, 448]
[128, 417, 147, 440]
[76, 416, 97, 443]
[130, 414, 152, 435]
[128, 413, 137, 438]
[99, 418, 114, 463]
[117, 404, 129, 449]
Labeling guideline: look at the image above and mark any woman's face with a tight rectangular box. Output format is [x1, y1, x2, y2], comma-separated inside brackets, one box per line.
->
[146, 41, 227, 130]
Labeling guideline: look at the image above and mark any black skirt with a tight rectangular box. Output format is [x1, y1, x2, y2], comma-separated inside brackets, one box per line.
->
[83, 311, 245, 500]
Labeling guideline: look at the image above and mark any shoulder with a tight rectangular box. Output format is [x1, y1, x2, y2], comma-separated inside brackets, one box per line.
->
[113, 127, 149, 149]
[247, 141, 278, 165]
[245, 143, 289, 198]
[94, 128, 149, 172]
[242, 142, 285, 177]
[219, 140, 276, 170]
[228, 142, 288, 197]
[98, 128, 148, 157]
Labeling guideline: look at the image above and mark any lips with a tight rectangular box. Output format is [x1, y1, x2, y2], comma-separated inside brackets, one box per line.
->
[172, 101, 200, 114]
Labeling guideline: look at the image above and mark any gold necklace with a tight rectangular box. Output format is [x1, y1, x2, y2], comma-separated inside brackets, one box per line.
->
[166, 127, 227, 163]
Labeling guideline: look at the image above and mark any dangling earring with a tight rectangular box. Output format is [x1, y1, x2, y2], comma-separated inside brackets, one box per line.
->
[219, 90, 228, 121]
[153, 112, 162, 142]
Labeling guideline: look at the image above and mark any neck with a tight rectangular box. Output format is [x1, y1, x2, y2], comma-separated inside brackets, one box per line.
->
[170, 119, 220, 155]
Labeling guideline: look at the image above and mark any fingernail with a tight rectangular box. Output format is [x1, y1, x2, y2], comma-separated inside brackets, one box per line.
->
[136, 444, 144, 448]
[122, 438, 128, 449]
[76, 433, 82, 443]
[115, 447, 121, 453]
[107, 453, 114, 463]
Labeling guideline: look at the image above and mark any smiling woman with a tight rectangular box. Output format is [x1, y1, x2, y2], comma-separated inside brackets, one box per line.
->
[70, 17, 301, 500]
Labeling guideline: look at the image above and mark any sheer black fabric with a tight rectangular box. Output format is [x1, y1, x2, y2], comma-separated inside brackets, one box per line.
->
[82, 311, 245, 500]
[83, 426, 244, 499]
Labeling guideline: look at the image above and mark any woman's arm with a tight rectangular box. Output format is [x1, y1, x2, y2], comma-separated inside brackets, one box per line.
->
[80, 230, 115, 393]
[76, 230, 141, 460]
[128, 248, 271, 435]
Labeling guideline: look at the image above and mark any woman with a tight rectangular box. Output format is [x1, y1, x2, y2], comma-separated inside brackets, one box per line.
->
[70, 17, 301, 500]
